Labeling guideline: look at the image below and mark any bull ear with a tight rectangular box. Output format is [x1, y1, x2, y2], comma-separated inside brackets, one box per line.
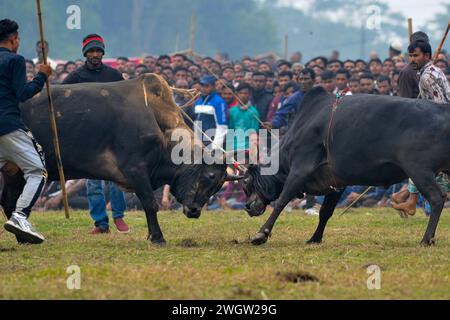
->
[225, 173, 245, 181]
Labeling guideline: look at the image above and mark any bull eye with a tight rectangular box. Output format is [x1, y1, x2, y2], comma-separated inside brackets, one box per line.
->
[208, 172, 215, 180]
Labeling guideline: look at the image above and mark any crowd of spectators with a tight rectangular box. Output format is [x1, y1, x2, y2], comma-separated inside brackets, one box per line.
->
[22, 40, 450, 215]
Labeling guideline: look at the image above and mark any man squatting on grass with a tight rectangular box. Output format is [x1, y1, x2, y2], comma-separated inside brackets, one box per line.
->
[0, 19, 52, 244]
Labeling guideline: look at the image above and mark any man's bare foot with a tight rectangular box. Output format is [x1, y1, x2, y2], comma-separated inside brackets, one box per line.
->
[392, 201, 416, 216]
[391, 189, 409, 204]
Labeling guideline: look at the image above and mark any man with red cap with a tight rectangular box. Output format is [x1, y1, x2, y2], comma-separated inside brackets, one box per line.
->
[63, 34, 129, 234]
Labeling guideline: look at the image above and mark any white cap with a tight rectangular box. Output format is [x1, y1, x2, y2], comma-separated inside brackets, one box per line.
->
[390, 39, 403, 52]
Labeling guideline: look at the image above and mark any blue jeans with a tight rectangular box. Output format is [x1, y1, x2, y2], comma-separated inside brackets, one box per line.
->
[86, 180, 126, 229]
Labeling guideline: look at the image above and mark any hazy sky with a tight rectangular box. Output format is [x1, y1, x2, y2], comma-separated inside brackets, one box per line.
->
[278, 0, 448, 28]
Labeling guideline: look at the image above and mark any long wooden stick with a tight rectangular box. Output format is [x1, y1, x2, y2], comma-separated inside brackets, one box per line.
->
[339, 186, 373, 217]
[407, 18, 413, 40]
[433, 20, 450, 64]
[36, 0, 70, 219]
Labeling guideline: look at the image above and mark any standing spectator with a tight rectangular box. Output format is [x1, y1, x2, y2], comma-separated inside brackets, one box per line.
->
[393, 40, 450, 216]
[277, 60, 292, 73]
[64, 61, 77, 74]
[116, 57, 128, 73]
[222, 66, 235, 82]
[343, 59, 355, 72]
[172, 54, 187, 69]
[383, 58, 394, 76]
[359, 73, 377, 94]
[327, 59, 342, 73]
[335, 68, 352, 96]
[251, 72, 273, 122]
[271, 81, 304, 130]
[265, 71, 275, 94]
[290, 51, 302, 64]
[194, 75, 228, 150]
[227, 82, 259, 154]
[398, 31, 429, 99]
[391, 70, 400, 96]
[320, 70, 336, 94]
[125, 60, 136, 77]
[220, 83, 239, 116]
[377, 75, 393, 95]
[349, 76, 361, 94]
[158, 54, 171, 68]
[32, 40, 57, 69]
[63, 34, 129, 234]
[135, 64, 149, 77]
[173, 67, 188, 82]
[143, 55, 157, 72]
[298, 68, 315, 94]
[369, 58, 383, 78]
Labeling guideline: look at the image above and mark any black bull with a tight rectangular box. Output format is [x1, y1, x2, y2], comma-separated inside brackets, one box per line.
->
[0, 74, 235, 245]
[245, 86, 450, 246]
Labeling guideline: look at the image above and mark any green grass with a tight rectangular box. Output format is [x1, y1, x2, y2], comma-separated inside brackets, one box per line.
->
[0, 207, 449, 299]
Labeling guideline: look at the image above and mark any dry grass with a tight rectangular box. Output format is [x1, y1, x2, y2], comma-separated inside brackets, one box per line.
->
[0, 207, 449, 299]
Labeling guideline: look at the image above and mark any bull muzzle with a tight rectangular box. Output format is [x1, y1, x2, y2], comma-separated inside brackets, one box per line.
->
[183, 205, 202, 219]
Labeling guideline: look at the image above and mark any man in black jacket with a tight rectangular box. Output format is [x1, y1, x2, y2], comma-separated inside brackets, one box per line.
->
[251, 72, 273, 122]
[63, 34, 129, 234]
[0, 19, 52, 244]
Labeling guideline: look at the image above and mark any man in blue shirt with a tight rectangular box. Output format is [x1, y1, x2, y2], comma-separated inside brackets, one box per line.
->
[194, 75, 228, 150]
[0, 19, 52, 244]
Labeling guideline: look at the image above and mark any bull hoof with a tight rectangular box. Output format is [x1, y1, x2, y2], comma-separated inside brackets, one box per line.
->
[150, 235, 166, 246]
[251, 232, 269, 246]
[306, 238, 322, 245]
[420, 238, 436, 247]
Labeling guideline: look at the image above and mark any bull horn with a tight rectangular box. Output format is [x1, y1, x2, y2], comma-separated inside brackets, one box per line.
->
[225, 173, 245, 181]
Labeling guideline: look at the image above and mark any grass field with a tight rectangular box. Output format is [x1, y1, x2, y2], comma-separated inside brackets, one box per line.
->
[0, 207, 449, 299]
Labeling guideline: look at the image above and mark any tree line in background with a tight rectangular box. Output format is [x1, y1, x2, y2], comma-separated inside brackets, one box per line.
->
[0, 0, 448, 61]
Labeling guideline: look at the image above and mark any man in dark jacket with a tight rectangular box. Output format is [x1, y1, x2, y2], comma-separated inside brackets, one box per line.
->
[397, 31, 429, 98]
[0, 19, 52, 244]
[63, 34, 129, 235]
[251, 72, 273, 122]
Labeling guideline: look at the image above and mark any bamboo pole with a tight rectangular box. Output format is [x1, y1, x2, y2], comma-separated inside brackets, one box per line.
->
[188, 12, 196, 57]
[36, 0, 70, 219]
[433, 20, 450, 64]
[284, 34, 289, 60]
[408, 18, 413, 40]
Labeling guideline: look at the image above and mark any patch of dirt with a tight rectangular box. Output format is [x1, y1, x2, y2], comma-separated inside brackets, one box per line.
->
[276, 271, 320, 283]
[179, 238, 198, 248]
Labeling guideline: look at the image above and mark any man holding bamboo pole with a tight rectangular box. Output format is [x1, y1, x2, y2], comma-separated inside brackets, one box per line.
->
[0, 19, 52, 244]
